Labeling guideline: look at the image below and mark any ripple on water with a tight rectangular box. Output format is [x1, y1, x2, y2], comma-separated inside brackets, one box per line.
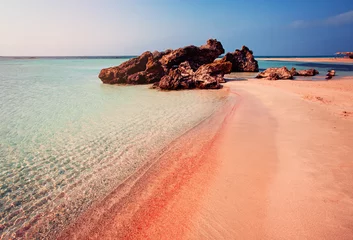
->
[0, 58, 229, 239]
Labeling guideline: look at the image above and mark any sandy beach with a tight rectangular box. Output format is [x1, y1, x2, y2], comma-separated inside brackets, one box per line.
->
[57, 77, 353, 239]
[260, 57, 353, 64]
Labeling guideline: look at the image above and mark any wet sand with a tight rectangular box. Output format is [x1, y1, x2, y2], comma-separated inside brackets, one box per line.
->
[260, 57, 353, 64]
[60, 78, 353, 239]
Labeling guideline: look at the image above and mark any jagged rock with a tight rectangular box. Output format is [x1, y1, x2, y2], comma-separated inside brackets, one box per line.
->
[158, 61, 195, 90]
[158, 61, 232, 90]
[194, 61, 232, 88]
[221, 46, 259, 72]
[99, 51, 153, 84]
[99, 51, 170, 85]
[297, 69, 319, 76]
[290, 67, 298, 76]
[256, 67, 293, 80]
[98, 39, 224, 87]
[160, 39, 225, 71]
[290, 67, 319, 76]
[257, 67, 320, 80]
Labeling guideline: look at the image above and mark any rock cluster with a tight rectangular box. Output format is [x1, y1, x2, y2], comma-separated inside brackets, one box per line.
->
[220, 46, 259, 72]
[256, 67, 319, 80]
[99, 39, 258, 90]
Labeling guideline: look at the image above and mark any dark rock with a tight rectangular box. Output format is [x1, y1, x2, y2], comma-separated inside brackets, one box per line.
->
[160, 39, 225, 71]
[221, 46, 259, 72]
[98, 50, 170, 85]
[158, 61, 232, 90]
[98, 39, 224, 88]
[290, 67, 319, 76]
[99, 51, 153, 84]
[296, 69, 319, 76]
[256, 67, 293, 80]
[194, 61, 232, 88]
[159, 61, 195, 90]
[326, 69, 335, 80]
[290, 67, 298, 76]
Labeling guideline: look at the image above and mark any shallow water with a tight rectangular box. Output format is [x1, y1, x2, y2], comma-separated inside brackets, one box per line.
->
[224, 59, 353, 81]
[0, 58, 228, 238]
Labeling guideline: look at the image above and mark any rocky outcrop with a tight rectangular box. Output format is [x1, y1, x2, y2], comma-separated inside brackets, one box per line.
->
[290, 67, 319, 76]
[257, 67, 320, 80]
[159, 39, 225, 71]
[256, 67, 293, 80]
[156, 61, 232, 90]
[194, 61, 232, 89]
[99, 51, 166, 84]
[98, 39, 225, 89]
[158, 61, 195, 90]
[221, 46, 259, 72]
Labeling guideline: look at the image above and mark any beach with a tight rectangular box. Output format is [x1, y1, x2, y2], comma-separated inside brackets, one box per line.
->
[58, 77, 353, 239]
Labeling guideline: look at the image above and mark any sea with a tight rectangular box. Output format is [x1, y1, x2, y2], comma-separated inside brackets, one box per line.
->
[0, 56, 352, 238]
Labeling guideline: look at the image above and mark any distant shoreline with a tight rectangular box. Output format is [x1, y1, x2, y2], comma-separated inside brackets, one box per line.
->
[260, 57, 353, 64]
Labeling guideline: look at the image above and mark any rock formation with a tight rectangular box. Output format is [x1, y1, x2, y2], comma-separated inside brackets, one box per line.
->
[221, 46, 259, 72]
[290, 67, 319, 76]
[256, 67, 293, 80]
[98, 40, 263, 90]
[156, 61, 232, 90]
[99, 39, 231, 90]
[257, 67, 320, 80]
[159, 39, 225, 71]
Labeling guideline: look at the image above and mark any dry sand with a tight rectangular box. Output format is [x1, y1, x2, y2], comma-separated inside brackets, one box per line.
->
[60, 77, 353, 239]
[260, 57, 353, 64]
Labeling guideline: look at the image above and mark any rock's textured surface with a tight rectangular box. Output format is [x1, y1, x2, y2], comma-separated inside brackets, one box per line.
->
[257, 67, 320, 80]
[159, 39, 225, 71]
[194, 61, 232, 88]
[157, 61, 232, 90]
[158, 61, 195, 90]
[99, 51, 153, 84]
[256, 67, 293, 80]
[99, 39, 230, 90]
[221, 46, 259, 72]
[290, 67, 319, 76]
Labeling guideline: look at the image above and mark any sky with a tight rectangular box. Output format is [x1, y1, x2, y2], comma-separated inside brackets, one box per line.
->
[0, 0, 353, 56]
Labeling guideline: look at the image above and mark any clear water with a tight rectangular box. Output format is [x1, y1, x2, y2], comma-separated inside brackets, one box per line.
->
[0, 58, 228, 238]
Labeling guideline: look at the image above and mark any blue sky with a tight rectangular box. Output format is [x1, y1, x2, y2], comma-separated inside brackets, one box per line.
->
[0, 0, 352, 56]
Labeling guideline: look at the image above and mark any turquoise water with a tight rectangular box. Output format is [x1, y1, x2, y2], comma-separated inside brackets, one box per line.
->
[0, 58, 228, 238]
[0, 56, 352, 238]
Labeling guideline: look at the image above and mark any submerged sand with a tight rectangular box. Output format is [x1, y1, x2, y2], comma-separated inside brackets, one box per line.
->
[59, 77, 353, 239]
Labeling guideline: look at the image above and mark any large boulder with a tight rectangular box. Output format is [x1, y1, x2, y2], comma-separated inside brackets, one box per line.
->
[221, 46, 259, 72]
[99, 51, 169, 84]
[157, 61, 232, 90]
[256, 67, 293, 80]
[99, 51, 153, 84]
[159, 39, 225, 71]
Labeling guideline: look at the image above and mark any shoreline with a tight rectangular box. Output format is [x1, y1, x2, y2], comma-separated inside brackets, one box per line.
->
[259, 57, 353, 64]
[57, 87, 238, 239]
[60, 77, 353, 239]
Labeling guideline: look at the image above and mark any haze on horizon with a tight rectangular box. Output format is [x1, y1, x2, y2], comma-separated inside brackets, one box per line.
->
[0, 0, 353, 56]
